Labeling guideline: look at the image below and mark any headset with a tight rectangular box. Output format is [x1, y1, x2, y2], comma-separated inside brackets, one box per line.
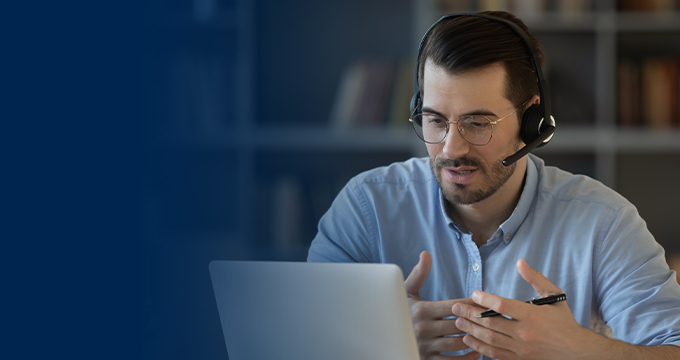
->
[410, 13, 556, 166]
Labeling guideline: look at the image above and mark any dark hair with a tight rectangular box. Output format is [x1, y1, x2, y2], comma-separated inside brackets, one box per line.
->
[417, 11, 544, 123]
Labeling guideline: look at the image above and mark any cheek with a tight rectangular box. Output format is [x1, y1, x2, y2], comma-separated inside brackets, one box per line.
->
[496, 121, 522, 143]
[425, 143, 441, 158]
[489, 124, 522, 150]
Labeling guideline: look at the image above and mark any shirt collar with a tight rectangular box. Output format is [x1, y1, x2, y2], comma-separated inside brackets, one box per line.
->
[498, 155, 539, 243]
[438, 188, 470, 234]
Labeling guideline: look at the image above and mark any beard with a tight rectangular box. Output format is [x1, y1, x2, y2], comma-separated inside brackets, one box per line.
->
[429, 144, 519, 205]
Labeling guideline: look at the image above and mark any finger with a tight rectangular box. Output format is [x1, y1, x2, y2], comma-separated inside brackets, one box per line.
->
[470, 291, 526, 320]
[425, 350, 481, 360]
[516, 259, 562, 297]
[404, 251, 432, 298]
[458, 351, 481, 360]
[455, 317, 515, 351]
[412, 300, 479, 339]
[414, 316, 466, 339]
[451, 302, 485, 320]
[451, 302, 516, 337]
[462, 334, 516, 360]
[412, 298, 478, 323]
[422, 335, 469, 353]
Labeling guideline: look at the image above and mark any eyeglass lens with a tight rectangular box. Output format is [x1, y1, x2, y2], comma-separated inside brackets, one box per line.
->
[411, 114, 493, 145]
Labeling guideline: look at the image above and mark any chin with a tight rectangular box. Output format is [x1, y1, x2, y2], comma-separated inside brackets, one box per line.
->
[429, 148, 518, 206]
[437, 163, 516, 206]
[442, 182, 497, 205]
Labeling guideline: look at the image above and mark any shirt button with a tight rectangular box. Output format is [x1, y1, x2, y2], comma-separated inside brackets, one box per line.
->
[505, 234, 512, 241]
[494, 232, 500, 238]
[472, 263, 480, 272]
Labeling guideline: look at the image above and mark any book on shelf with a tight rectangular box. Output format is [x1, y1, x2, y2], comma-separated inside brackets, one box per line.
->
[329, 61, 368, 129]
[618, 57, 680, 128]
[329, 60, 396, 129]
[438, 0, 590, 14]
[512, 0, 547, 16]
[479, 0, 510, 11]
[266, 175, 341, 250]
[356, 61, 396, 126]
[641, 58, 679, 128]
[555, 0, 591, 14]
[387, 59, 415, 128]
[618, 0, 676, 12]
[618, 58, 641, 126]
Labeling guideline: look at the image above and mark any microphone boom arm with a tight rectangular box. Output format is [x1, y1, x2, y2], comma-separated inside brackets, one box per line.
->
[502, 124, 555, 167]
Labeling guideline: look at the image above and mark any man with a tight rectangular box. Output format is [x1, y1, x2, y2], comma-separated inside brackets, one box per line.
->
[307, 11, 680, 360]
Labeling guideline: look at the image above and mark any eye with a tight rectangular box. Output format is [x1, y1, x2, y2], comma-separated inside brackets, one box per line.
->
[462, 116, 491, 129]
[423, 115, 446, 126]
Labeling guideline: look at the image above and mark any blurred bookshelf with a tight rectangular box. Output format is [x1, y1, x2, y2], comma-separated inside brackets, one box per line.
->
[152, 0, 680, 261]
[146, 1, 680, 358]
[151, 0, 416, 263]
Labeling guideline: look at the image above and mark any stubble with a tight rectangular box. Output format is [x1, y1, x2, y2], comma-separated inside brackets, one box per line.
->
[429, 145, 519, 205]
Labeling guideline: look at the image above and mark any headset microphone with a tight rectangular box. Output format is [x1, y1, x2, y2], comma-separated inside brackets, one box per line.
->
[503, 119, 554, 166]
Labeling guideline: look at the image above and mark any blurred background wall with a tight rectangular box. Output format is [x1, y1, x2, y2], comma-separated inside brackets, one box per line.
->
[145, 0, 680, 358]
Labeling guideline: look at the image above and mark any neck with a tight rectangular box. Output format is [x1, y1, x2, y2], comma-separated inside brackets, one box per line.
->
[448, 158, 527, 247]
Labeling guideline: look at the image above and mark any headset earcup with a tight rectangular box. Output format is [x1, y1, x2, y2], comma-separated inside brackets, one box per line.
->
[520, 104, 543, 145]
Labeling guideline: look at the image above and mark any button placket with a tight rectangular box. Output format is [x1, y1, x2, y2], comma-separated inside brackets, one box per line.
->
[461, 233, 483, 298]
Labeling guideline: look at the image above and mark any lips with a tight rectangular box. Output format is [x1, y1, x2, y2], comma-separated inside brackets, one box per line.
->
[442, 166, 478, 184]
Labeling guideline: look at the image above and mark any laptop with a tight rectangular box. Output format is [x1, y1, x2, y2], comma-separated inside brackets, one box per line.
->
[209, 261, 420, 360]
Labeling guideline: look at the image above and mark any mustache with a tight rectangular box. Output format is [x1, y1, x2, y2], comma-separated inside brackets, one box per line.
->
[435, 156, 484, 169]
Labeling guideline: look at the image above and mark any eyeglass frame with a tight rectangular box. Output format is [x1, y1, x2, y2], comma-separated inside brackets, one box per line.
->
[409, 100, 529, 146]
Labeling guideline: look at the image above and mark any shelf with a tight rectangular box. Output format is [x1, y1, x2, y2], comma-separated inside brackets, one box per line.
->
[256, 126, 423, 152]
[504, 12, 680, 33]
[602, 127, 680, 152]
[163, 126, 680, 154]
[165, 125, 425, 154]
[522, 12, 598, 32]
[616, 12, 680, 32]
[539, 127, 680, 153]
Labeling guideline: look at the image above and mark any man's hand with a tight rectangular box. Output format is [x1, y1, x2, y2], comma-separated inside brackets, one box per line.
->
[405, 251, 482, 360]
[451, 259, 600, 360]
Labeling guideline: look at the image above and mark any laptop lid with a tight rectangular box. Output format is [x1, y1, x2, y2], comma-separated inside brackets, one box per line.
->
[209, 261, 420, 360]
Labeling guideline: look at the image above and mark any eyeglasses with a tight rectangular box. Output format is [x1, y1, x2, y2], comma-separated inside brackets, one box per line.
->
[409, 102, 527, 146]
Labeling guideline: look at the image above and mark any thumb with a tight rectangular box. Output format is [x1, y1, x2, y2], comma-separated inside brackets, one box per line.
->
[517, 258, 562, 297]
[404, 251, 432, 299]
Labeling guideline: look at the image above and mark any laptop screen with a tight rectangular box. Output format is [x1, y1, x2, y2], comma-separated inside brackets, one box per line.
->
[209, 261, 420, 360]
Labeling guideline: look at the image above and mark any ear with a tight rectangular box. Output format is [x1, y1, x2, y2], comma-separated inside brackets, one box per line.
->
[525, 94, 540, 110]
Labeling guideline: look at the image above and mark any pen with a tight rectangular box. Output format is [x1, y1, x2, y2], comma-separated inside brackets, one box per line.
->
[475, 293, 567, 318]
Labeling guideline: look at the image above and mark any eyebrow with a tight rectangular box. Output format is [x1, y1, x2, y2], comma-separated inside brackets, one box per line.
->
[421, 106, 499, 119]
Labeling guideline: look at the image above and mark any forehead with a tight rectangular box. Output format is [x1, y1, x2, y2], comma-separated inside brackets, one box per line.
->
[421, 60, 512, 113]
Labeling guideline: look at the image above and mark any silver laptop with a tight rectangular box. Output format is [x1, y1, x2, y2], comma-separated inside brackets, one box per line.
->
[209, 261, 420, 360]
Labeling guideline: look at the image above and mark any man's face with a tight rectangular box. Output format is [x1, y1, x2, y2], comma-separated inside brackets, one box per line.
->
[421, 60, 524, 205]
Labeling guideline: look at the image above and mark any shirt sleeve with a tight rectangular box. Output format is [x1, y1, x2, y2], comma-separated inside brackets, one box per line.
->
[593, 203, 680, 347]
[307, 178, 378, 263]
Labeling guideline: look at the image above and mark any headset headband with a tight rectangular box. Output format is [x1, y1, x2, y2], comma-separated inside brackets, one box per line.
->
[412, 13, 551, 122]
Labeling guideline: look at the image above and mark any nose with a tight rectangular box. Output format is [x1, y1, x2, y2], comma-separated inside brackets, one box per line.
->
[441, 123, 471, 159]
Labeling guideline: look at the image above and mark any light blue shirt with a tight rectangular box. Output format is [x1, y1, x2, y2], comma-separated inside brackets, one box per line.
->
[308, 154, 680, 354]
